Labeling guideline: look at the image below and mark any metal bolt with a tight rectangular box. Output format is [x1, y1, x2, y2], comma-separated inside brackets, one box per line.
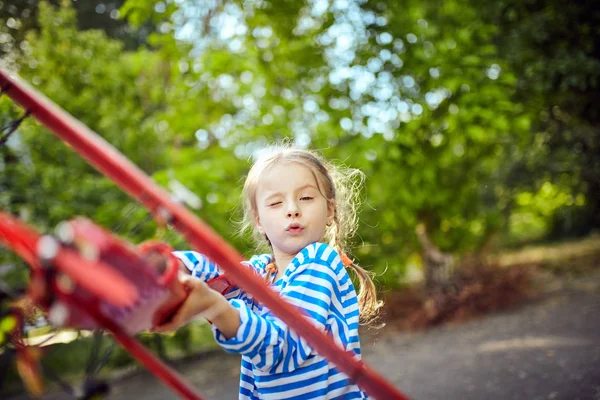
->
[37, 235, 59, 264]
[55, 221, 74, 244]
[48, 302, 69, 327]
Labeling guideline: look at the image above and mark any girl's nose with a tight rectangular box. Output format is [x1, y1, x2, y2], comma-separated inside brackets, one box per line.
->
[286, 202, 301, 218]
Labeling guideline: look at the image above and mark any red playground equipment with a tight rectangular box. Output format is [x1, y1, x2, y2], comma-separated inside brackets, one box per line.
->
[0, 68, 411, 400]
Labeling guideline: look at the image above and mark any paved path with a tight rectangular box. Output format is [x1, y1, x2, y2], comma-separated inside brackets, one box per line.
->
[11, 275, 600, 400]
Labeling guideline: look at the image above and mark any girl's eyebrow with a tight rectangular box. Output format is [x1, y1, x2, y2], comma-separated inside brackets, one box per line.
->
[263, 184, 318, 201]
[263, 192, 282, 201]
[296, 184, 319, 192]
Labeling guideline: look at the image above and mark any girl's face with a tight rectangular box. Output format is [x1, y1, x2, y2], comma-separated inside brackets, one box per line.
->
[254, 161, 333, 260]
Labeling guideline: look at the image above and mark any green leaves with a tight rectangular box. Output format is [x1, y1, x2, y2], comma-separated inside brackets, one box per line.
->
[1, 0, 596, 290]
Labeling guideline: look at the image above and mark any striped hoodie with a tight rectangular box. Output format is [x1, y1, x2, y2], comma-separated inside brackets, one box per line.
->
[173, 242, 369, 399]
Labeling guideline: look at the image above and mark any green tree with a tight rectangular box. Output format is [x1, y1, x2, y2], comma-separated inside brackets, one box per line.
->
[115, 0, 538, 287]
[3, 0, 595, 293]
[476, 0, 600, 237]
[0, 1, 170, 286]
[0, 0, 155, 62]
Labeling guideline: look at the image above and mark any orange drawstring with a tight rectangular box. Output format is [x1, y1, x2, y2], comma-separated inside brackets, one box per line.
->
[265, 262, 278, 283]
[340, 253, 354, 267]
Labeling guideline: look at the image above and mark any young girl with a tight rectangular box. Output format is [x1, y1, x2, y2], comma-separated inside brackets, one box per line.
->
[157, 147, 381, 399]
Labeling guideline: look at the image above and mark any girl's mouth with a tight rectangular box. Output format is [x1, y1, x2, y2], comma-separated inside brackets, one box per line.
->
[286, 224, 304, 235]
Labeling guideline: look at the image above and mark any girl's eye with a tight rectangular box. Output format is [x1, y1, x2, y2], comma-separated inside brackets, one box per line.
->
[300, 196, 313, 201]
[269, 201, 282, 207]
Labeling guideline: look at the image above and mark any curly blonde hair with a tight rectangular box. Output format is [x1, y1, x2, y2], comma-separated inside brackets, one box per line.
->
[240, 145, 382, 325]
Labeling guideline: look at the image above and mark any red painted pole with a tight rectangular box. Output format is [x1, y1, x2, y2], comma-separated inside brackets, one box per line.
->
[0, 68, 410, 400]
[56, 288, 207, 400]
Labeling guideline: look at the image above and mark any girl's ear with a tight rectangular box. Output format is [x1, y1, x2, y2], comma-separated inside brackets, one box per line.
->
[327, 199, 335, 225]
[254, 212, 263, 233]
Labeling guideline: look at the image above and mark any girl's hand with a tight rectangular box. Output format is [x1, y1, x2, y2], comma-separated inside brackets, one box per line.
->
[153, 274, 239, 337]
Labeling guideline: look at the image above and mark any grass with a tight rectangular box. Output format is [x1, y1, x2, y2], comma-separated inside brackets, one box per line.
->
[1, 320, 220, 397]
[490, 234, 600, 274]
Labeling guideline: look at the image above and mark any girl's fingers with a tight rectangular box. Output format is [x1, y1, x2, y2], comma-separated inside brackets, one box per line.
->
[152, 304, 191, 332]
[152, 277, 216, 332]
[152, 317, 176, 332]
[179, 274, 207, 291]
[153, 288, 210, 332]
[152, 322, 174, 333]
[183, 275, 207, 289]
[179, 273, 193, 284]
[152, 303, 190, 331]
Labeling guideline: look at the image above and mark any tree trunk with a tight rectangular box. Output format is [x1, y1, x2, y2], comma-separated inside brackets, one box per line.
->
[416, 223, 455, 293]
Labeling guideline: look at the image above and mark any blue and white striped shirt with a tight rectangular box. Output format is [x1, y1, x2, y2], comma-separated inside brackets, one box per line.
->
[173, 242, 368, 399]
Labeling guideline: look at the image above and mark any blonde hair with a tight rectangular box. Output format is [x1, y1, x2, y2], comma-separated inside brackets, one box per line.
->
[241, 146, 382, 325]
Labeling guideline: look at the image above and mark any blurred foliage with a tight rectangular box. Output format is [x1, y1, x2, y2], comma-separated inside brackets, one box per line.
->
[0, 0, 598, 286]
[471, 0, 600, 241]
[0, 0, 155, 62]
[0, 322, 217, 396]
[0, 0, 598, 390]
[1, 1, 169, 288]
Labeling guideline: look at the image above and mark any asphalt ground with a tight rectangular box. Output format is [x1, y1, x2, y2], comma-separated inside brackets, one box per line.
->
[9, 274, 600, 400]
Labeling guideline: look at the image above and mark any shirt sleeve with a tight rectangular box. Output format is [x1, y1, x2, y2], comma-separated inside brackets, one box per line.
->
[171, 251, 271, 302]
[213, 243, 340, 374]
[172, 250, 221, 280]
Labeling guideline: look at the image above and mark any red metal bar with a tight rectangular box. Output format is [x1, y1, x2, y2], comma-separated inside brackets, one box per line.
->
[0, 68, 409, 400]
[54, 287, 206, 400]
[0, 212, 138, 307]
[0, 212, 206, 400]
